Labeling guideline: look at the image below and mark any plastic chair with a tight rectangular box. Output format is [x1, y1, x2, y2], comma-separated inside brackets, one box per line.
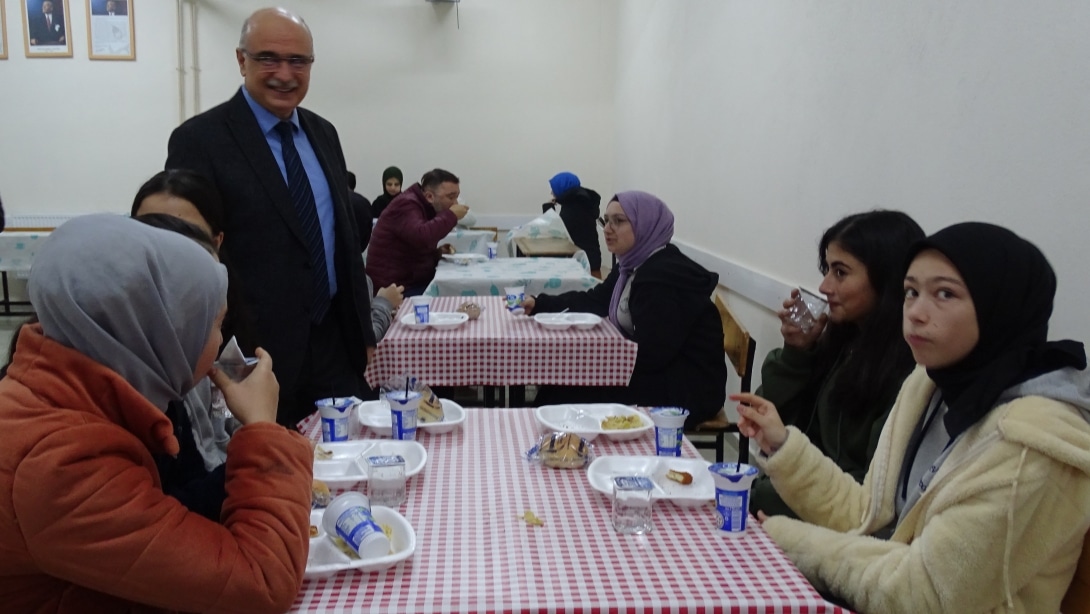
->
[688, 294, 755, 464]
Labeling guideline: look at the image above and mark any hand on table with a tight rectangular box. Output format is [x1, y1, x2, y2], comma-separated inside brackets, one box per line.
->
[520, 296, 536, 315]
[778, 289, 827, 349]
[730, 392, 788, 456]
[210, 348, 279, 425]
[438, 244, 456, 255]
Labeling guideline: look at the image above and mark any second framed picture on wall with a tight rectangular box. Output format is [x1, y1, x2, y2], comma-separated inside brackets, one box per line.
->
[22, 0, 73, 58]
[87, 0, 134, 60]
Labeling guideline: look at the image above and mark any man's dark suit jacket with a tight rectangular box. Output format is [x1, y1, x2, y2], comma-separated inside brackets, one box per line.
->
[165, 90, 375, 408]
[29, 11, 65, 45]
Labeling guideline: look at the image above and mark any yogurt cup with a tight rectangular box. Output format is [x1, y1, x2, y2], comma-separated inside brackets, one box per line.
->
[504, 285, 525, 311]
[317, 397, 355, 442]
[410, 296, 432, 324]
[322, 492, 390, 559]
[386, 390, 420, 441]
[649, 407, 689, 456]
[486, 242, 499, 259]
[707, 463, 759, 537]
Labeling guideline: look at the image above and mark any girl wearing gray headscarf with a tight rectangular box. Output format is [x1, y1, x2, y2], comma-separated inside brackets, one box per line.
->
[0, 214, 313, 612]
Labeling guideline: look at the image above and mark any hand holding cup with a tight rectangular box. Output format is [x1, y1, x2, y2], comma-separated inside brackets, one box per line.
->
[730, 393, 788, 456]
[778, 289, 827, 349]
[210, 348, 279, 425]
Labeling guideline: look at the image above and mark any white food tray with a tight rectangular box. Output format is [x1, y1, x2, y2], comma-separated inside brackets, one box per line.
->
[357, 399, 466, 436]
[532, 312, 601, 330]
[305, 506, 416, 578]
[586, 456, 714, 507]
[313, 440, 427, 489]
[399, 311, 469, 330]
[535, 404, 652, 442]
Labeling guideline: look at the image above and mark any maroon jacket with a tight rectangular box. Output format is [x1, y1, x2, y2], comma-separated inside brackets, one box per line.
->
[366, 183, 458, 289]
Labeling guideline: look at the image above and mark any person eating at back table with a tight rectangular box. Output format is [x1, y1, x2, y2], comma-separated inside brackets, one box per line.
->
[733, 222, 1090, 613]
[0, 214, 311, 612]
[522, 190, 726, 427]
[541, 171, 603, 278]
[752, 210, 924, 518]
[367, 168, 470, 296]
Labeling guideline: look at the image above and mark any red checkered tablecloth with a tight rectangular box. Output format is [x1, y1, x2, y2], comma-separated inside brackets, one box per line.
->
[365, 296, 638, 388]
[292, 409, 846, 613]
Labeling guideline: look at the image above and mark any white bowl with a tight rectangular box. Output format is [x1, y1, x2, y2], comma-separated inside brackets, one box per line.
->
[357, 399, 467, 436]
[305, 506, 416, 579]
[586, 456, 714, 507]
[532, 312, 602, 331]
[312, 440, 428, 490]
[534, 404, 652, 442]
[442, 253, 487, 265]
[399, 311, 469, 331]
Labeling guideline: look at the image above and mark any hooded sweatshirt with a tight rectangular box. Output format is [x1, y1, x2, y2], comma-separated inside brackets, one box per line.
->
[761, 366, 1090, 613]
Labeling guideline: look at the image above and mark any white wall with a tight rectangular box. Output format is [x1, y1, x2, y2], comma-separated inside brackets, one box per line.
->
[0, 0, 617, 215]
[615, 0, 1090, 393]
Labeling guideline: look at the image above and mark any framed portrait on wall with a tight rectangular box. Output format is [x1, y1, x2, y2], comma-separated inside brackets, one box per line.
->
[22, 0, 72, 58]
[1, 2, 9, 60]
[87, 0, 134, 60]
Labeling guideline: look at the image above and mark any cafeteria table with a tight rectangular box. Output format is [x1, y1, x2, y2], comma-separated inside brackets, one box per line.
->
[365, 296, 637, 406]
[291, 408, 846, 613]
[422, 257, 598, 298]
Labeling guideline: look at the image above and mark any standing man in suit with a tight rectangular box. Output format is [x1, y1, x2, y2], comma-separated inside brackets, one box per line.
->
[165, 7, 375, 427]
[28, 1, 65, 46]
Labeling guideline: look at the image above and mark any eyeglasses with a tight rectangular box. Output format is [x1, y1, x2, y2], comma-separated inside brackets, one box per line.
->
[597, 215, 629, 229]
[241, 50, 314, 71]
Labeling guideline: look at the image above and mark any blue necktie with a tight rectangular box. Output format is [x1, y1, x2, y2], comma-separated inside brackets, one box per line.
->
[275, 121, 331, 323]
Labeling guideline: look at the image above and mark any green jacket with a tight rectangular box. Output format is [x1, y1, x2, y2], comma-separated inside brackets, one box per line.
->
[750, 344, 903, 517]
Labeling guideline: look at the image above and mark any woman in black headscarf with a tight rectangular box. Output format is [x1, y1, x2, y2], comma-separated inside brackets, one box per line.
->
[733, 222, 1090, 613]
[371, 166, 403, 219]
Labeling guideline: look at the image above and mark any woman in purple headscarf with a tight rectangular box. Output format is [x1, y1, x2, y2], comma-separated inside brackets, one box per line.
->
[523, 191, 726, 426]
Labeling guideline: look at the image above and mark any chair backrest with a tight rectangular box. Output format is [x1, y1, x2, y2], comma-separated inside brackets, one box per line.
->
[469, 226, 499, 241]
[1063, 532, 1090, 613]
[714, 293, 756, 393]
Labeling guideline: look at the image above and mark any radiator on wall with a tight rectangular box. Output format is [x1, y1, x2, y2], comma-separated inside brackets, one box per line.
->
[6, 215, 74, 230]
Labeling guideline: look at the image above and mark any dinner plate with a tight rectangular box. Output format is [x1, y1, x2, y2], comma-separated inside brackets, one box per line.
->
[356, 399, 467, 436]
[532, 313, 601, 330]
[586, 456, 714, 507]
[305, 506, 416, 579]
[534, 404, 652, 442]
[313, 440, 428, 489]
[442, 253, 487, 265]
[398, 311, 469, 331]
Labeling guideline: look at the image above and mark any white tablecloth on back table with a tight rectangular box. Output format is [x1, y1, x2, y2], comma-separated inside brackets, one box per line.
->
[423, 257, 597, 298]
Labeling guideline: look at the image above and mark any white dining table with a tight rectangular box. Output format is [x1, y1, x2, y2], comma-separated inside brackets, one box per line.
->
[422, 257, 598, 298]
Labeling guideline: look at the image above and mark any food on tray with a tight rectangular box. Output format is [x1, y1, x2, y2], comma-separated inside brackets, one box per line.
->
[312, 479, 332, 508]
[601, 414, 643, 430]
[332, 536, 361, 560]
[309, 525, 320, 538]
[315, 446, 333, 460]
[666, 470, 694, 485]
[457, 301, 482, 320]
[417, 386, 445, 423]
[537, 432, 592, 469]
[519, 510, 545, 527]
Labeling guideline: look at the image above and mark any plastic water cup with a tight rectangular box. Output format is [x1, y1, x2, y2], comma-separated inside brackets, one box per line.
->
[386, 390, 420, 441]
[366, 455, 407, 507]
[322, 492, 390, 558]
[707, 463, 759, 537]
[317, 397, 355, 442]
[486, 242, 499, 259]
[504, 285, 525, 311]
[649, 407, 689, 456]
[410, 296, 431, 324]
[611, 476, 654, 534]
[786, 288, 828, 333]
